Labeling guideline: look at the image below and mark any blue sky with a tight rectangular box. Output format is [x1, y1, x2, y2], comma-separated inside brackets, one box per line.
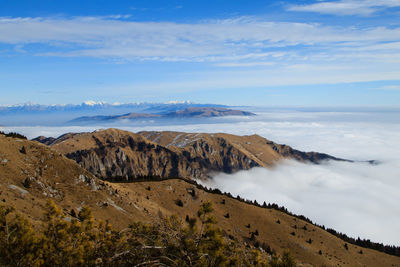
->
[0, 0, 400, 106]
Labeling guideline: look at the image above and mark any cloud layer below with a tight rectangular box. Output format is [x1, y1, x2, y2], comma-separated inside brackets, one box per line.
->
[204, 160, 400, 246]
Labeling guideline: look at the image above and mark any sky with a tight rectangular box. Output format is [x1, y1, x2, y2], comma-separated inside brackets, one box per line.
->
[1, 0, 400, 106]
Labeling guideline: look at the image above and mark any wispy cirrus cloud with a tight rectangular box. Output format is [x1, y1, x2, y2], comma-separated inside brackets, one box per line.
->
[375, 85, 400, 90]
[213, 62, 275, 67]
[287, 0, 400, 16]
[0, 16, 400, 63]
[1, 15, 400, 91]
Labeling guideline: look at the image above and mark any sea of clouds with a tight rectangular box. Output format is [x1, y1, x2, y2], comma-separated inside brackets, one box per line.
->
[1, 109, 400, 245]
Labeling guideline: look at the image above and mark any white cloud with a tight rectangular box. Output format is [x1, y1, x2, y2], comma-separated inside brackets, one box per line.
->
[0, 16, 400, 63]
[94, 64, 400, 95]
[375, 85, 400, 90]
[288, 0, 400, 16]
[203, 160, 400, 246]
[213, 62, 275, 67]
[1, 15, 400, 89]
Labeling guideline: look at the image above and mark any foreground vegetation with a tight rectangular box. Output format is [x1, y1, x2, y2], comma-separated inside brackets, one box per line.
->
[0, 201, 295, 267]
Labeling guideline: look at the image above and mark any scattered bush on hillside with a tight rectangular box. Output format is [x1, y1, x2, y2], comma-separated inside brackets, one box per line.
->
[19, 146, 26, 154]
[187, 188, 196, 198]
[270, 251, 296, 267]
[261, 242, 276, 255]
[22, 177, 32, 189]
[250, 232, 256, 242]
[175, 199, 184, 207]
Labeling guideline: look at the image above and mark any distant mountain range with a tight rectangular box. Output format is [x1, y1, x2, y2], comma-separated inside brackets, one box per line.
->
[0, 101, 226, 114]
[0, 101, 254, 126]
[70, 107, 255, 124]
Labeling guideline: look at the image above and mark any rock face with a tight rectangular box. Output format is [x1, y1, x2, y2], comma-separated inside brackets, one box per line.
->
[35, 128, 346, 181]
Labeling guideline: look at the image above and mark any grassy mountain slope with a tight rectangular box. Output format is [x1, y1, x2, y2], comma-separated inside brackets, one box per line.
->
[0, 133, 146, 228]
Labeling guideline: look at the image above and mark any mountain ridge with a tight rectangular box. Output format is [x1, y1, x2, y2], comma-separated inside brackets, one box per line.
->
[69, 107, 255, 123]
[0, 101, 227, 114]
[33, 128, 347, 181]
[0, 102, 231, 126]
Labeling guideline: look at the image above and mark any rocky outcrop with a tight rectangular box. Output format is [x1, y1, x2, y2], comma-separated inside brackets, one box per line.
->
[43, 129, 261, 180]
[264, 141, 347, 164]
[139, 131, 346, 166]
